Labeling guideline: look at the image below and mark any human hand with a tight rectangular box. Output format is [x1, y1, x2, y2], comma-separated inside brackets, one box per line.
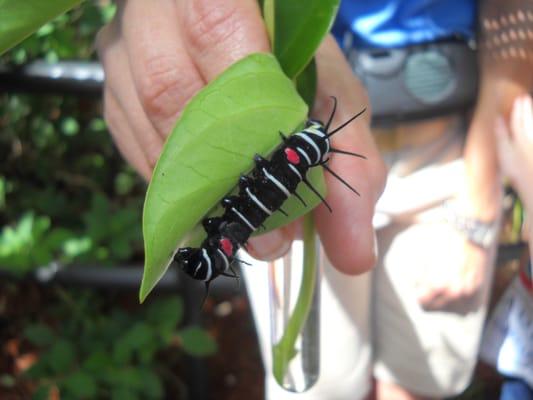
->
[96, 0, 270, 180]
[417, 0, 533, 313]
[97, 0, 386, 274]
[495, 94, 533, 210]
[416, 51, 528, 311]
[416, 223, 493, 313]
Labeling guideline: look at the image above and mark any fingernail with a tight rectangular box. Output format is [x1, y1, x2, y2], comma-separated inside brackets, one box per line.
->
[248, 229, 291, 261]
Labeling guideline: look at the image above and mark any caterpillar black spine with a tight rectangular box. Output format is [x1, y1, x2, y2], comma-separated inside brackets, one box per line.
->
[173, 97, 366, 298]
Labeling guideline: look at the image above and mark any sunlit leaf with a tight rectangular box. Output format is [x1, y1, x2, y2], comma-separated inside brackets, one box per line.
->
[274, 0, 340, 78]
[140, 53, 309, 301]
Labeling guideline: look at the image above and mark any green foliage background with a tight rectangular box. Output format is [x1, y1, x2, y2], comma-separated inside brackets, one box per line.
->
[24, 292, 215, 399]
[0, 2, 146, 273]
[0, 5, 217, 399]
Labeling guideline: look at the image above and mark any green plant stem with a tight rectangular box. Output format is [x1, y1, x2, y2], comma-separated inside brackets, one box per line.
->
[512, 197, 524, 242]
[272, 212, 317, 384]
[263, 0, 275, 50]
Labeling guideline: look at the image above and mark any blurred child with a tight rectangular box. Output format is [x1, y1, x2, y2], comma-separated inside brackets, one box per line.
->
[480, 94, 533, 400]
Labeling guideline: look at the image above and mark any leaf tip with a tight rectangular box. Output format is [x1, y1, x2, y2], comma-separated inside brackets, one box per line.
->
[139, 277, 154, 304]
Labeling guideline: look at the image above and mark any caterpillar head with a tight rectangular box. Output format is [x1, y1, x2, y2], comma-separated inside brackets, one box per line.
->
[174, 247, 200, 278]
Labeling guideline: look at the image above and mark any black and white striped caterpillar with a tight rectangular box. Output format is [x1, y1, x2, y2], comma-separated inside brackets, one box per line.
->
[173, 97, 366, 293]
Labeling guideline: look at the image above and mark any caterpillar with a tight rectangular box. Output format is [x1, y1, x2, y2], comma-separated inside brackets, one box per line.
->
[173, 97, 366, 294]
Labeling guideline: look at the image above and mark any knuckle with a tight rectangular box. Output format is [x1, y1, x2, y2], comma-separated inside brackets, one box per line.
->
[137, 55, 201, 120]
[184, 0, 240, 54]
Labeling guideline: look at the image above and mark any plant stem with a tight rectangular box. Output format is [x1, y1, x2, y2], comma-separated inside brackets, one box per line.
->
[263, 0, 275, 50]
[272, 212, 317, 384]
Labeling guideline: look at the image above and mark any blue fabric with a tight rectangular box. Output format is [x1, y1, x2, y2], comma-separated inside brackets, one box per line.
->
[333, 0, 477, 49]
[500, 377, 533, 400]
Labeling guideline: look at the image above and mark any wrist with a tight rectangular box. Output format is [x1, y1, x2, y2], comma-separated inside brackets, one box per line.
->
[443, 200, 500, 250]
[457, 172, 502, 221]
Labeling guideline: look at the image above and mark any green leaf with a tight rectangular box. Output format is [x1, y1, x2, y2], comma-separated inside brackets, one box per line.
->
[115, 171, 136, 195]
[295, 58, 317, 109]
[83, 351, 112, 375]
[62, 371, 98, 399]
[146, 296, 184, 339]
[111, 388, 139, 400]
[60, 117, 79, 136]
[178, 326, 217, 357]
[274, 0, 340, 78]
[138, 369, 163, 398]
[105, 367, 145, 393]
[0, 213, 51, 272]
[113, 323, 154, 364]
[0, 0, 83, 55]
[32, 385, 52, 400]
[62, 236, 92, 258]
[23, 323, 55, 347]
[140, 53, 308, 301]
[46, 339, 75, 374]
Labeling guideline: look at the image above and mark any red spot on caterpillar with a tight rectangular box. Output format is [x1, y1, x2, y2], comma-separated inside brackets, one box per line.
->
[284, 147, 300, 165]
[220, 238, 233, 257]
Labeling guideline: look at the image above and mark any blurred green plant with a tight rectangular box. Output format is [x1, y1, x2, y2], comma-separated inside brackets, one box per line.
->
[0, 1, 115, 60]
[12, 290, 216, 399]
[0, 2, 144, 274]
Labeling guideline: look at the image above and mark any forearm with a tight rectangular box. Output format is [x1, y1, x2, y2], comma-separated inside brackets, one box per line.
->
[478, 0, 533, 89]
[463, 107, 500, 220]
[463, 0, 533, 220]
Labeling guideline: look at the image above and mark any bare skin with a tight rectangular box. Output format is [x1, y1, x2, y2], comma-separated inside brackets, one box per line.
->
[383, 0, 533, 398]
[416, 0, 533, 313]
[495, 94, 533, 252]
[96, 0, 386, 275]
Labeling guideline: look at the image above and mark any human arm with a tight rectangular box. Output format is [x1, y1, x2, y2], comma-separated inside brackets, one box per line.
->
[417, 0, 533, 310]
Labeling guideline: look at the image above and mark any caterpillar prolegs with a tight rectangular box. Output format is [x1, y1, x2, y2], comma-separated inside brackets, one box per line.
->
[174, 97, 366, 294]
